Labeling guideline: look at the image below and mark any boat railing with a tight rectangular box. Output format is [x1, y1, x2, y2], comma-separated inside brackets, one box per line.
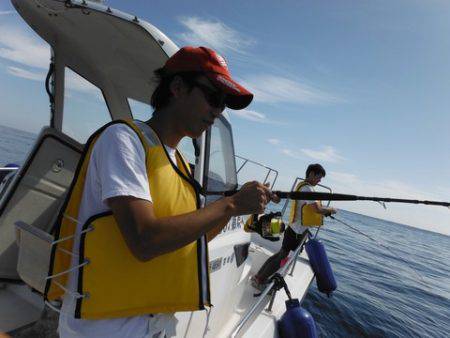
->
[281, 177, 333, 216]
[0, 166, 19, 180]
[235, 155, 279, 189]
[0, 167, 19, 171]
[0, 166, 20, 197]
[230, 233, 309, 338]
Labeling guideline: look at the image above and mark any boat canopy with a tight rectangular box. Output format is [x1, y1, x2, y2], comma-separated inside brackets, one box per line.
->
[11, 0, 179, 123]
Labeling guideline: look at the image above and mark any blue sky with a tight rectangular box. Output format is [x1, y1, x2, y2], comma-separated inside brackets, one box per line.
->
[1, 0, 449, 234]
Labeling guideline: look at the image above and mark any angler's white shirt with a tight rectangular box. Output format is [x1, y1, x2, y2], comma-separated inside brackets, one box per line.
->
[289, 184, 316, 235]
[58, 122, 177, 338]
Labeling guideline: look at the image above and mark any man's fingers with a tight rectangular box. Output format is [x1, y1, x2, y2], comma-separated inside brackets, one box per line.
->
[271, 193, 281, 203]
[238, 181, 274, 214]
[262, 182, 280, 203]
[258, 192, 267, 205]
[259, 183, 272, 200]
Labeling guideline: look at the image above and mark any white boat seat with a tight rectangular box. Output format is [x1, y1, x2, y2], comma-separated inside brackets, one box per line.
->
[15, 221, 54, 293]
[0, 127, 83, 281]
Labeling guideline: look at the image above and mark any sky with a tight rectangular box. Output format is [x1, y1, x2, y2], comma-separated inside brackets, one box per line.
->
[0, 0, 449, 235]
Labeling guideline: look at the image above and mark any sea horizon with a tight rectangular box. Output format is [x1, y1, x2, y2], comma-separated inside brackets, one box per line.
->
[1, 123, 448, 238]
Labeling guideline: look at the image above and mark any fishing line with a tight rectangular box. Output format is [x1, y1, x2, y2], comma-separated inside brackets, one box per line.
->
[329, 216, 432, 293]
[202, 307, 212, 337]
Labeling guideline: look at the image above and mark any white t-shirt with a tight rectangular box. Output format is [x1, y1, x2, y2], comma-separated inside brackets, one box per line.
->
[58, 122, 177, 338]
[289, 184, 316, 235]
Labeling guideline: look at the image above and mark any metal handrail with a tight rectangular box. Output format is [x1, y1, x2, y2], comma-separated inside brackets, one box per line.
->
[281, 177, 333, 216]
[235, 155, 279, 189]
[0, 167, 19, 171]
[230, 234, 309, 338]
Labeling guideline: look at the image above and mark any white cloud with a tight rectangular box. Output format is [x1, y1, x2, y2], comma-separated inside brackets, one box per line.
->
[0, 11, 15, 15]
[281, 148, 302, 160]
[5, 65, 99, 97]
[6, 66, 45, 81]
[327, 171, 359, 186]
[242, 75, 338, 105]
[329, 173, 430, 200]
[435, 186, 450, 197]
[230, 109, 268, 123]
[64, 71, 105, 103]
[65, 69, 99, 94]
[300, 146, 344, 163]
[326, 171, 450, 235]
[268, 138, 281, 145]
[0, 25, 50, 69]
[178, 17, 254, 54]
[0, 23, 95, 98]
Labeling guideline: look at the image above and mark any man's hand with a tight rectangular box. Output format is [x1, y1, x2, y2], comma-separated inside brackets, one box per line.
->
[228, 181, 279, 216]
[324, 208, 337, 217]
[313, 202, 337, 216]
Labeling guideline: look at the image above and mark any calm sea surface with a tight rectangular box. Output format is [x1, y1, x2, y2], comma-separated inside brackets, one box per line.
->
[1, 124, 449, 337]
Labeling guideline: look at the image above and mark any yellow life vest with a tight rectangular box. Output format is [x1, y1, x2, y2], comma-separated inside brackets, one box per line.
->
[45, 120, 210, 319]
[288, 181, 323, 227]
[243, 215, 256, 233]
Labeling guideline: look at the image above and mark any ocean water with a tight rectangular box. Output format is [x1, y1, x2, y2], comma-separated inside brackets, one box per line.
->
[0, 125, 36, 166]
[302, 212, 450, 338]
[1, 124, 449, 337]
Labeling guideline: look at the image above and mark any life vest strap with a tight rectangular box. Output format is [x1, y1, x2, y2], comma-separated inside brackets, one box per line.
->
[51, 280, 85, 299]
[45, 259, 89, 280]
[56, 247, 79, 257]
[52, 223, 94, 244]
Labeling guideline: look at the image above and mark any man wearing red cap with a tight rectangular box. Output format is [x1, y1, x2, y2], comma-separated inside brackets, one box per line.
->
[57, 46, 278, 338]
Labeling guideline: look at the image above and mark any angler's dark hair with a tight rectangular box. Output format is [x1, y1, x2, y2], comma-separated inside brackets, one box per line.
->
[306, 163, 326, 177]
[150, 68, 202, 110]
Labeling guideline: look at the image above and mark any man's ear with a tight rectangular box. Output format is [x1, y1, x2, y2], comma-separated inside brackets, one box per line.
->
[169, 75, 187, 98]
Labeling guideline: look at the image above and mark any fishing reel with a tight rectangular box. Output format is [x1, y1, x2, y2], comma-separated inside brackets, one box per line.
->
[244, 211, 286, 241]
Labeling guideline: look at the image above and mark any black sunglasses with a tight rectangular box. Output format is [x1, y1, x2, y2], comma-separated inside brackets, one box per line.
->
[192, 81, 226, 109]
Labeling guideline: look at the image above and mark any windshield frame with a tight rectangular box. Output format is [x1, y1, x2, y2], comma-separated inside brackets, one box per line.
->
[202, 115, 238, 197]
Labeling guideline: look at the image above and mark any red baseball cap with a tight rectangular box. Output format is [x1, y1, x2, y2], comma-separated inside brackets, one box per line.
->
[163, 46, 253, 110]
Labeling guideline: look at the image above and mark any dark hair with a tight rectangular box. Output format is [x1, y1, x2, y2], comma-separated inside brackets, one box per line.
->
[150, 68, 202, 110]
[305, 163, 326, 177]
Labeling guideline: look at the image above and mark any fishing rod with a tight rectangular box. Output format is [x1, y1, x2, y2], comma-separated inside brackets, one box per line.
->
[275, 191, 450, 208]
[207, 190, 450, 208]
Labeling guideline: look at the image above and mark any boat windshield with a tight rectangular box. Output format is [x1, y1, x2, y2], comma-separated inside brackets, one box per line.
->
[63, 68, 112, 143]
[203, 116, 237, 204]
